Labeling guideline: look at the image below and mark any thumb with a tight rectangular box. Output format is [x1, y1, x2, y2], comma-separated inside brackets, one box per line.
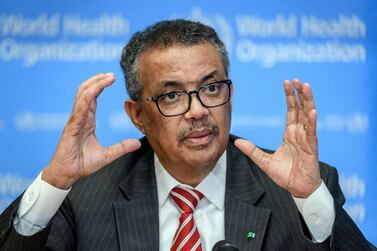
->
[104, 139, 141, 165]
[234, 138, 269, 168]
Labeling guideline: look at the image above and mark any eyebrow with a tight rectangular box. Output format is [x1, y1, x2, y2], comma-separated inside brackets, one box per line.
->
[200, 70, 218, 83]
[159, 70, 219, 90]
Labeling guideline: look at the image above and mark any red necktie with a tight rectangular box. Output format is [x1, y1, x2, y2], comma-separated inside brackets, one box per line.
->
[170, 186, 204, 251]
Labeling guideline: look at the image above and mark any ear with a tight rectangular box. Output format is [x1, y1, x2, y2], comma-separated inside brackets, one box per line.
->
[124, 99, 145, 134]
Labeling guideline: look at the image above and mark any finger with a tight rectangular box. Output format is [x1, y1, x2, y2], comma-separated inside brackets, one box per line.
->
[74, 73, 104, 105]
[76, 73, 113, 98]
[74, 73, 115, 106]
[297, 84, 317, 155]
[103, 139, 142, 165]
[72, 73, 115, 118]
[302, 83, 316, 112]
[291, 79, 306, 126]
[234, 138, 270, 172]
[66, 74, 116, 131]
[307, 109, 318, 155]
[302, 83, 316, 130]
[284, 80, 299, 126]
[78, 73, 115, 104]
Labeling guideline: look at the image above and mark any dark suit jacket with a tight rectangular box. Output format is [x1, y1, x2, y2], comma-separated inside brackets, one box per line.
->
[0, 135, 373, 250]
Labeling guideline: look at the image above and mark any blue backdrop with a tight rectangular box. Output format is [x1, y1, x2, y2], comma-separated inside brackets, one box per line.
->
[0, 0, 376, 245]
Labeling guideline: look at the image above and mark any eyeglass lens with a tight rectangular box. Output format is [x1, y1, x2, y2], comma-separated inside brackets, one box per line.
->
[157, 80, 230, 116]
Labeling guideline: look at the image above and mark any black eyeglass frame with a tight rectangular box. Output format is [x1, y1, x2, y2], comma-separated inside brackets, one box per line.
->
[139, 79, 232, 117]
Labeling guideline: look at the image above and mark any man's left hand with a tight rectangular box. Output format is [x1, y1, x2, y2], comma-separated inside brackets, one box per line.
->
[235, 79, 321, 198]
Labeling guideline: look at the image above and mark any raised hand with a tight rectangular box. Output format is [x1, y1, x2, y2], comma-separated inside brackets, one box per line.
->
[235, 79, 321, 198]
[42, 73, 141, 189]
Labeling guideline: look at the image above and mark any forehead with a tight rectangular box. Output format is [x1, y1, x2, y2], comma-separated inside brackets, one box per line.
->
[138, 43, 226, 93]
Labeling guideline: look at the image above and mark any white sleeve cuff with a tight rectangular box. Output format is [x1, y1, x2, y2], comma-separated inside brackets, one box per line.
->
[14, 172, 70, 236]
[293, 180, 335, 242]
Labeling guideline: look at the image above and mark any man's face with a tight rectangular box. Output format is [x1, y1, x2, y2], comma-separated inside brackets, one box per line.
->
[129, 43, 232, 177]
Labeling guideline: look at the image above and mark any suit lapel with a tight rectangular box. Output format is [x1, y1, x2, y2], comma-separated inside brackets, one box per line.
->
[111, 136, 271, 250]
[113, 147, 160, 251]
[225, 141, 271, 251]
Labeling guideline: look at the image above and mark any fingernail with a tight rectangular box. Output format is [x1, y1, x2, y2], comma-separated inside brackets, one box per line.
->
[104, 72, 114, 80]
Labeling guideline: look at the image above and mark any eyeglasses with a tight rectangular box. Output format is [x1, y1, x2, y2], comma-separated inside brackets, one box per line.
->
[139, 79, 232, 117]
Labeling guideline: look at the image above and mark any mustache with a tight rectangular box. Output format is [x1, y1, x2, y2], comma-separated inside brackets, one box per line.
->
[177, 120, 219, 141]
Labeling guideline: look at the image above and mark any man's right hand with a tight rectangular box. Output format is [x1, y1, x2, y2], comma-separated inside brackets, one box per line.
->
[41, 73, 141, 189]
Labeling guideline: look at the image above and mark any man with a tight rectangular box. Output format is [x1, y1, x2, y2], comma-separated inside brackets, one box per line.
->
[0, 19, 374, 250]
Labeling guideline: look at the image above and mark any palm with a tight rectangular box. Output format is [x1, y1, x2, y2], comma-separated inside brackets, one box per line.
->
[66, 99, 107, 177]
[235, 79, 321, 198]
[43, 74, 140, 189]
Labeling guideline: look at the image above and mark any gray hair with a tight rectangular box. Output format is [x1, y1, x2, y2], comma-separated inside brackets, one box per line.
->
[120, 19, 230, 100]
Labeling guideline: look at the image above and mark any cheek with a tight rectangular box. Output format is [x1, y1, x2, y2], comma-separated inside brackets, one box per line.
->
[143, 111, 180, 141]
[214, 105, 231, 130]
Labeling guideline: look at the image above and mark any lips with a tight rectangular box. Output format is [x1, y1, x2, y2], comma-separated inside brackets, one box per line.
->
[182, 129, 214, 145]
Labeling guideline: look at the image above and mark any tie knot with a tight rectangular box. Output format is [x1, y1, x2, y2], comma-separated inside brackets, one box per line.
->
[170, 186, 203, 214]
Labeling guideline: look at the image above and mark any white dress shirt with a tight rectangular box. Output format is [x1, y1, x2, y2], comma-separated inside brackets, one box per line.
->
[14, 150, 335, 248]
[155, 152, 226, 251]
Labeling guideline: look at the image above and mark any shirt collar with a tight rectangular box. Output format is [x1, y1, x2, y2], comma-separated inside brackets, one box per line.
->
[155, 151, 227, 210]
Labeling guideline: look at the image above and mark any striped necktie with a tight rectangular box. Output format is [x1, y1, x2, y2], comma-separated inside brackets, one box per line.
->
[170, 186, 204, 251]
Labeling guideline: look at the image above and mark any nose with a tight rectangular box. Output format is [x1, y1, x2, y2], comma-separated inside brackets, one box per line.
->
[183, 94, 209, 120]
